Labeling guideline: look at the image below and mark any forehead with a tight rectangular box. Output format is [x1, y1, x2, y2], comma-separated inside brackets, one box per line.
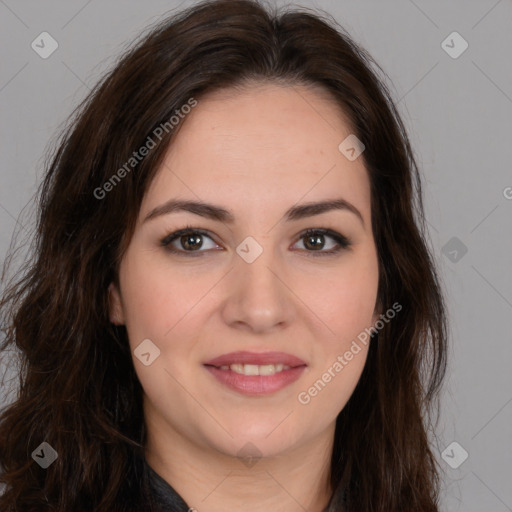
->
[141, 83, 371, 224]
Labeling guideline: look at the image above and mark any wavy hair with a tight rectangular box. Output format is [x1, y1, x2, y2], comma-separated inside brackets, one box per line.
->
[0, 0, 448, 510]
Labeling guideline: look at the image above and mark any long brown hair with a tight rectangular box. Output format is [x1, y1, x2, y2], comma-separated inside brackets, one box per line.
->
[0, 0, 448, 510]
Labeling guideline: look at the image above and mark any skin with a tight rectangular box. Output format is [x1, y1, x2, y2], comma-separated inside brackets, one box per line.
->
[108, 82, 380, 512]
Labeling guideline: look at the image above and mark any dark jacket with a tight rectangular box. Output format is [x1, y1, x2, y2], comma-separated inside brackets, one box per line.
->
[144, 458, 192, 511]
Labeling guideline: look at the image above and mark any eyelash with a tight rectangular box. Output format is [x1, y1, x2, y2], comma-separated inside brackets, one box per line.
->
[160, 224, 352, 257]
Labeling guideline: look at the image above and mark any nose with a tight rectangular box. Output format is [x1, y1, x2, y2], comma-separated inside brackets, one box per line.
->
[220, 243, 295, 334]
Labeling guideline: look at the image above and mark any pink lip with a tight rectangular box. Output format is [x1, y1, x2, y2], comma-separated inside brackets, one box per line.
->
[203, 351, 307, 396]
[203, 351, 306, 367]
[204, 366, 306, 396]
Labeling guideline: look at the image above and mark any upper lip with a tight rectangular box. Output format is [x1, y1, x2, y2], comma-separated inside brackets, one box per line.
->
[204, 351, 307, 368]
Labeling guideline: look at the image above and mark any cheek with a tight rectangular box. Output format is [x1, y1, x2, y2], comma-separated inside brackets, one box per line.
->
[305, 256, 379, 344]
[307, 348, 369, 422]
[119, 253, 210, 346]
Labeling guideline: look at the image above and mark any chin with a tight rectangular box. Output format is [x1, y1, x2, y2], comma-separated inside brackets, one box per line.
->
[208, 418, 304, 459]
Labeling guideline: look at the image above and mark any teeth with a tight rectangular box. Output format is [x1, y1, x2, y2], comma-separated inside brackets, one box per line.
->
[230, 363, 244, 374]
[259, 364, 276, 376]
[244, 364, 259, 376]
[222, 363, 291, 375]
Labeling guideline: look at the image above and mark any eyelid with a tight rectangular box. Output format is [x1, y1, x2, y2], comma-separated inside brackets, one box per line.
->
[160, 226, 352, 256]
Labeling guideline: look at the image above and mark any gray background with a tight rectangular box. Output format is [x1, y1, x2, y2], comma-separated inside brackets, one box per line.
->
[1, 1, 511, 510]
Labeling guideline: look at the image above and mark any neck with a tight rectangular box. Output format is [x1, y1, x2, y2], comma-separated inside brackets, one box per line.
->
[144, 415, 334, 512]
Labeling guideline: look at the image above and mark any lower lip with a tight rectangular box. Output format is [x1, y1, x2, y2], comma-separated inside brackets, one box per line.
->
[204, 365, 306, 396]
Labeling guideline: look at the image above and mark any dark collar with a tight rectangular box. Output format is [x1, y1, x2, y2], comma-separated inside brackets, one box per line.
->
[144, 458, 192, 511]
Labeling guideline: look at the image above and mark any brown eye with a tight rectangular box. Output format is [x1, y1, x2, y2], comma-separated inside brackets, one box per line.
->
[180, 233, 204, 251]
[293, 229, 352, 256]
[160, 226, 351, 258]
[161, 227, 221, 255]
[303, 233, 326, 250]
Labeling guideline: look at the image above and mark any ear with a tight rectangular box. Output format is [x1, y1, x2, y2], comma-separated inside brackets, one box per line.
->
[108, 282, 125, 325]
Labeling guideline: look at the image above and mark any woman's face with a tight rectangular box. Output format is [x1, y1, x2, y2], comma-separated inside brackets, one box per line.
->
[109, 83, 380, 460]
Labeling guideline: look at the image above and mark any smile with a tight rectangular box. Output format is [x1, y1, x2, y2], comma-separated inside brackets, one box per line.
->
[203, 351, 307, 396]
[218, 363, 292, 375]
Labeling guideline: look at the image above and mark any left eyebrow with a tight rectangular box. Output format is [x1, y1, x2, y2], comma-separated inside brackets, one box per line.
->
[143, 198, 364, 227]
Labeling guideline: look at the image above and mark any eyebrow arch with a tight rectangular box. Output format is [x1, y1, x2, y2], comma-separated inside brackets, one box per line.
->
[143, 198, 364, 227]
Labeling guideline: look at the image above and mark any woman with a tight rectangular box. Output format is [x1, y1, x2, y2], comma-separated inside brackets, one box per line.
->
[0, 0, 448, 510]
